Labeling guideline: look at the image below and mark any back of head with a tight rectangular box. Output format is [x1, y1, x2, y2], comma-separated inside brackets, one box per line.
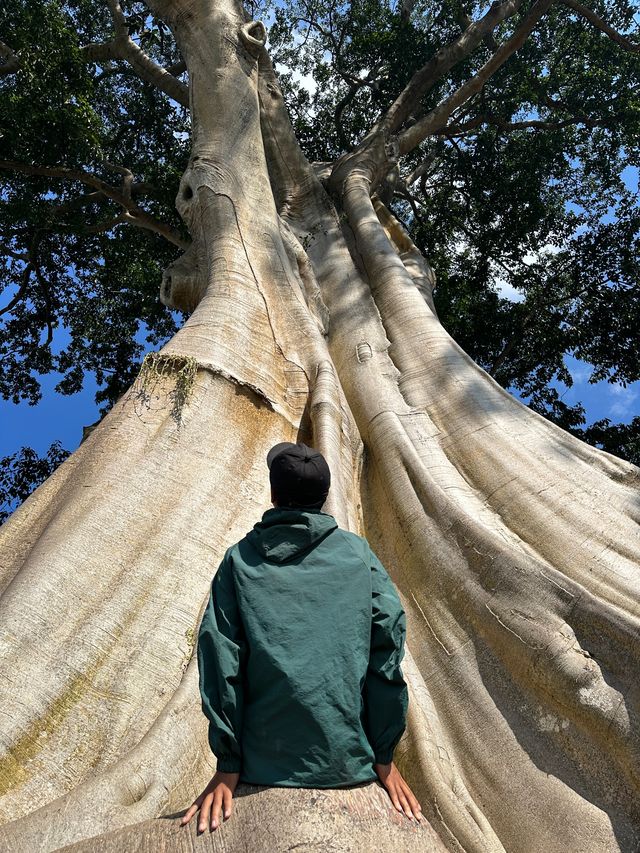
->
[266, 442, 331, 509]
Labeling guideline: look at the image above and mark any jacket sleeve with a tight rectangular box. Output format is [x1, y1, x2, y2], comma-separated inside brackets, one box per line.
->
[362, 547, 409, 765]
[197, 551, 247, 773]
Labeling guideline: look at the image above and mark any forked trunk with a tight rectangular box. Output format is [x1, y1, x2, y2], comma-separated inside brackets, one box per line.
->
[1, 0, 639, 850]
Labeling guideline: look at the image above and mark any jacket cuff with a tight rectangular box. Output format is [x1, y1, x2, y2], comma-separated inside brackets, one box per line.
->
[217, 756, 242, 773]
[373, 748, 395, 765]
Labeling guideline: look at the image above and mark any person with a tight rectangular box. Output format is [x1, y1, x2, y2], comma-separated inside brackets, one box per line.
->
[181, 441, 424, 833]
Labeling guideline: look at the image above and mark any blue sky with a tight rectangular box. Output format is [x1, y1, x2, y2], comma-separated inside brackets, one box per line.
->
[1, 319, 157, 458]
[2, 170, 639, 460]
[1, 315, 638, 461]
[1, 54, 638, 463]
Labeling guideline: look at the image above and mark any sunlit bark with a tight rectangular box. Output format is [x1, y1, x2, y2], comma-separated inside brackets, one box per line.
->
[1, 0, 639, 850]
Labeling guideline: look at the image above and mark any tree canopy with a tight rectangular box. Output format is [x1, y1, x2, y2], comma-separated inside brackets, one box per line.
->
[1, 0, 639, 521]
[1, 1, 640, 848]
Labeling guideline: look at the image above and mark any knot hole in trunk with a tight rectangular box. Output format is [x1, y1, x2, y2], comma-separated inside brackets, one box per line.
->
[239, 21, 267, 58]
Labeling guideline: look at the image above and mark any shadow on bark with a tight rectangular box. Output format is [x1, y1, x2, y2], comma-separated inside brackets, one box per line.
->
[474, 638, 640, 851]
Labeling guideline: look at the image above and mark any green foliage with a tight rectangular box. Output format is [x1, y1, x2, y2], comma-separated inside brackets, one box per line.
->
[1, 0, 189, 410]
[269, 0, 639, 455]
[1, 1, 103, 166]
[0, 440, 71, 523]
[582, 415, 640, 465]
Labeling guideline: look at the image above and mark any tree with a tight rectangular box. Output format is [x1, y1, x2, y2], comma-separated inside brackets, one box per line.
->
[0, 0, 639, 850]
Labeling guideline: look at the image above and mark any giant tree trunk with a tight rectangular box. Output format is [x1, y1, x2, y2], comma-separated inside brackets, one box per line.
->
[1, 0, 639, 850]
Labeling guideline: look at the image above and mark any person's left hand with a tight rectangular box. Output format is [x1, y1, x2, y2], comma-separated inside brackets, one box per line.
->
[374, 761, 424, 822]
[180, 770, 241, 832]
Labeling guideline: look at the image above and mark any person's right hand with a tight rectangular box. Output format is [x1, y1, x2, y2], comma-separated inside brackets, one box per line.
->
[180, 770, 241, 832]
[374, 761, 425, 822]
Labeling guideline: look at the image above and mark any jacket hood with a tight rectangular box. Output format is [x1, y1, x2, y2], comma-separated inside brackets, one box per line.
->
[246, 507, 338, 564]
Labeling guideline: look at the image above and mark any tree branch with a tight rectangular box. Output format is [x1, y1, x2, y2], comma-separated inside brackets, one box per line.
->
[82, 214, 130, 234]
[439, 110, 613, 136]
[0, 159, 189, 249]
[32, 244, 55, 346]
[399, 0, 418, 23]
[82, 42, 120, 63]
[456, 4, 499, 51]
[334, 66, 384, 151]
[396, 0, 556, 155]
[0, 41, 20, 76]
[561, 0, 639, 52]
[379, 0, 527, 135]
[0, 259, 32, 316]
[0, 243, 29, 262]
[335, 84, 360, 151]
[165, 59, 187, 76]
[0, 231, 54, 345]
[80, 0, 188, 107]
[394, 186, 427, 227]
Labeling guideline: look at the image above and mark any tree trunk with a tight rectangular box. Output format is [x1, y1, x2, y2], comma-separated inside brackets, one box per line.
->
[54, 783, 448, 852]
[1, 0, 639, 850]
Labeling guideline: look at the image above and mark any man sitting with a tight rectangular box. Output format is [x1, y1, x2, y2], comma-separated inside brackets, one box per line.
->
[181, 441, 423, 833]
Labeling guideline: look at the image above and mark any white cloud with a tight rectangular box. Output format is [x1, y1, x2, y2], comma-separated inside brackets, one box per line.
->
[569, 363, 591, 385]
[608, 384, 639, 419]
[494, 277, 525, 302]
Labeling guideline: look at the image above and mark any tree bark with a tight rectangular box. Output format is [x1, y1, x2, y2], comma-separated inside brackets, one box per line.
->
[1, 0, 639, 850]
[50, 783, 448, 852]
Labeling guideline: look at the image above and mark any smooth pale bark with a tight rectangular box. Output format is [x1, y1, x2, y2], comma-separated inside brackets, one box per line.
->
[1, 0, 639, 850]
[47, 783, 448, 852]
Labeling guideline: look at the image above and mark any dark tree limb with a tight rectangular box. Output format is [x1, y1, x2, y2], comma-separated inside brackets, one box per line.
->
[561, 0, 639, 52]
[394, 186, 427, 227]
[335, 85, 360, 151]
[334, 64, 385, 151]
[0, 41, 20, 76]
[0, 259, 32, 317]
[399, 0, 418, 22]
[0, 160, 189, 249]
[438, 110, 616, 136]
[0, 243, 30, 262]
[165, 59, 187, 76]
[0, 231, 54, 346]
[82, 214, 130, 234]
[32, 242, 55, 346]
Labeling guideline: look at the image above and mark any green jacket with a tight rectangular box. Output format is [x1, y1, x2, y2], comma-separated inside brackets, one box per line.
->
[197, 506, 408, 788]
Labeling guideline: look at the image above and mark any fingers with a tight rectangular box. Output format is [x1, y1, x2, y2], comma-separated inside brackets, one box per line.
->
[389, 785, 414, 820]
[180, 773, 237, 833]
[404, 785, 424, 821]
[389, 788, 405, 816]
[198, 792, 214, 833]
[223, 788, 234, 821]
[210, 789, 224, 831]
[397, 787, 414, 820]
[180, 803, 198, 825]
[385, 767, 425, 823]
[180, 791, 204, 826]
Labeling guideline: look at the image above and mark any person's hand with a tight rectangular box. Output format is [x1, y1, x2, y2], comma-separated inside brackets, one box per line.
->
[374, 761, 424, 822]
[180, 770, 241, 832]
